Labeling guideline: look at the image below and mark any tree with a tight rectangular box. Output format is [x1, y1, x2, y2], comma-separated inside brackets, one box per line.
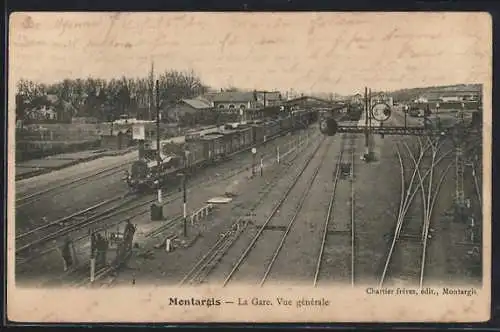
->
[158, 69, 207, 106]
[15, 68, 210, 123]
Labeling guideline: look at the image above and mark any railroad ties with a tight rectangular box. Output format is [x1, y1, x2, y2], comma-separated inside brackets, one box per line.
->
[398, 216, 422, 241]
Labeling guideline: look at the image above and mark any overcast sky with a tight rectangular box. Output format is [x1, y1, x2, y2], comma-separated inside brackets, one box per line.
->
[9, 12, 491, 99]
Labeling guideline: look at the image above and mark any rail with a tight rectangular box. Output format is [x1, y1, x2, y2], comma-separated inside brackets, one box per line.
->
[19, 127, 318, 286]
[222, 138, 328, 287]
[259, 140, 331, 286]
[471, 161, 482, 207]
[379, 137, 454, 288]
[313, 135, 346, 286]
[178, 134, 322, 286]
[16, 131, 308, 258]
[16, 161, 132, 208]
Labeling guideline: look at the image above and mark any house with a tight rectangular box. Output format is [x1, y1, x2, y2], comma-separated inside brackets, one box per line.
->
[417, 92, 442, 103]
[255, 91, 282, 107]
[163, 96, 213, 124]
[418, 90, 480, 103]
[351, 93, 363, 104]
[26, 106, 57, 121]
[370, 92, 393, 106]
[212, 91, 258, 113]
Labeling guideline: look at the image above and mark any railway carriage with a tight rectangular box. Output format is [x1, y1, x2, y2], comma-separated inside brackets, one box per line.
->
[251, 121, 266, 144]
[184, 139, 206, 169]
[240, 126, 253, 148]
[126, 113, 307, 193]
[229, 128, 241, 152]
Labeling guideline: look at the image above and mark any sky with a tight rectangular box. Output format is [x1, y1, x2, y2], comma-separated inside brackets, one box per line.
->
[8, 12, 491, 101]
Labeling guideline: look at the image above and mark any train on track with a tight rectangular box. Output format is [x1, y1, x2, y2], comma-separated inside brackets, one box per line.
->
[125, 109, 316, 192]
[318, 103, 363, 123]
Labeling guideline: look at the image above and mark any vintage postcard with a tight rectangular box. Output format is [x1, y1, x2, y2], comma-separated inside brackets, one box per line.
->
[7, 12, 491, 323]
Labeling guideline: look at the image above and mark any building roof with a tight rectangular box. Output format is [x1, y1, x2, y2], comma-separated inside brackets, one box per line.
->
[181, 98, 212, 109]
[256, 91, 281, 101]
[212, 91, 255, 103]
[46, 94, 59, 104]
[201, 92, 219, 101]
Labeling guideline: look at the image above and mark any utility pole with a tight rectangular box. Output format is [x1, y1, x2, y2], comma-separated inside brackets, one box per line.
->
[149, 61, 154, 121]
[455, 102, 466, 210]
[368, 89, 372, 130]
[404, 105, 408, 128]
[156, 79, 162, 204]
[251, 148, 257, 176]
[364, 87, 369, 159]
[183, 163, 187, 237]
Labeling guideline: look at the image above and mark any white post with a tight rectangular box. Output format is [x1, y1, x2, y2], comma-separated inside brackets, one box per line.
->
[165, 238, 171, 252]
[470, 217, 475, 227]
[260, 158, 263, 176]
[183, 202, 187, 221]
[277, 146, 280, 164]
[90, 258, 96, 282]
[157, 188, 162, 203]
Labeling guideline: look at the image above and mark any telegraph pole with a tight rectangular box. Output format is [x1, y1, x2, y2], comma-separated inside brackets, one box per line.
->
[455, 102, 466, 211]
[149, 61, 154, 121]
[364, 87, 369, 159]
[183, 162, 187, 237]
[368, 89, 372, 130]
[156, 79, 162, 204]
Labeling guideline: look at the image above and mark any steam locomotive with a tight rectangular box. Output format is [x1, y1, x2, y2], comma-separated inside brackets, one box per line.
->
[124, 110, 315, 192]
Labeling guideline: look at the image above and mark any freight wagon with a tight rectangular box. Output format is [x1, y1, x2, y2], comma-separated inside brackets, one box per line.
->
[125, 112, 315, 192]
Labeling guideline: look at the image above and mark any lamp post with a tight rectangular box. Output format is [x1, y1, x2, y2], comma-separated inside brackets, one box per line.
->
[404, 105, 408, 128]
[178, 149, 189, 237]
[182, 171, 187, 237]
[251, 148, 257, 176]
[436, 103, 441, 130]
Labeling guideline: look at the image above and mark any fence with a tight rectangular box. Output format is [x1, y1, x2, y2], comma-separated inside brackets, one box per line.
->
[190, 204, 215, 224]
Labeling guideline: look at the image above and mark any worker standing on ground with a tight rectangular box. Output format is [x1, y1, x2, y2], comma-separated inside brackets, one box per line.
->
[61, 236, 73, 272]
[124, 220, 137, 252]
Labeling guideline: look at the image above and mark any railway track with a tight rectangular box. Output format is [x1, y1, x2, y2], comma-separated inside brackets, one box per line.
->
[16, 128, 311, 235]
[313, 133, 357, 287]
[15, 161, 132, 208]
[16, 129, 316, 261]
[220, 137, 332, 287]
[82, 130, 321, 288]
[17, 129, 320, 285]
[379, 137, 454, 288]
[178, 136, 326, 286]
[471, 161, 482, 207]
[15, 194, 132, 253]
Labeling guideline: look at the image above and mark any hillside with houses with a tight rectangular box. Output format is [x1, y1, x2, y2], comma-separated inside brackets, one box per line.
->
[387, 84, 482, 104]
